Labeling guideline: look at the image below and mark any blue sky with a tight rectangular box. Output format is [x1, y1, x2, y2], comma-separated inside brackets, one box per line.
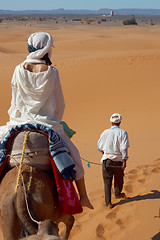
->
[1, 0, 160, 10]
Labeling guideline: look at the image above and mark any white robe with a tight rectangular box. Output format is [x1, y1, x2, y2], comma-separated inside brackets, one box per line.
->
[0, 63, 65, 138]
[0, 30, 84, 179]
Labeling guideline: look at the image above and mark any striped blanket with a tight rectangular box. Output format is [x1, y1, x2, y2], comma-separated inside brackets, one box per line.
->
[0, 123, 75, 180]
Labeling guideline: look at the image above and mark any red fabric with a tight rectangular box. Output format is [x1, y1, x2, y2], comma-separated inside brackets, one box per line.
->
[50, 158, 83, 215]
[0, 157, 8, 177]
[0, 134, 17, 180]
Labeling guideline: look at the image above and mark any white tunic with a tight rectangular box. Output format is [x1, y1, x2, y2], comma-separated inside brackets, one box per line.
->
[98, 126, 129, 163]
[0, 63, 65, 138]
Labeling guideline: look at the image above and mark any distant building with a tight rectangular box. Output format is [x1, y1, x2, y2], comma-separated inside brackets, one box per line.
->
[110, 11, 114, 16]
[103, 10, 114, 17]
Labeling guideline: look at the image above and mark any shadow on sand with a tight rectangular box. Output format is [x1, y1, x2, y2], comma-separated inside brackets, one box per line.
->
[151, 232, 160, 240]
[113, 190, 160, 239]
[114, 190, 160, 207]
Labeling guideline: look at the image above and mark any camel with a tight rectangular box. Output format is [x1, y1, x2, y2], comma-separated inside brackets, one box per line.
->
[0, 165, 74, 240]
[20, 219, 63, 240]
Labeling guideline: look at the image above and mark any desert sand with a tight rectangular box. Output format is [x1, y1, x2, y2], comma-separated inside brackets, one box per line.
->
[0, 19, 160, 240]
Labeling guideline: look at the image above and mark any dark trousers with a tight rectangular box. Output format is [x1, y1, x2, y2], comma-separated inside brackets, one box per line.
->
[102, 159, 124, 206]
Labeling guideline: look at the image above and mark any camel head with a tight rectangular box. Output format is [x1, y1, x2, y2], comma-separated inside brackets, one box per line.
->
[38, 219, 59, 236]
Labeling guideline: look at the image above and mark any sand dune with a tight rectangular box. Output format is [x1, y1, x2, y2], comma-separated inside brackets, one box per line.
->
[70, 159, 160, 240]
[0, 21, 160, 239]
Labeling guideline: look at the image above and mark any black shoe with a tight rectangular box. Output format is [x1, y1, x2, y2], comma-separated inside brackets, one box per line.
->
[106, 203, 113, 209]
[115, 192, 126, 199]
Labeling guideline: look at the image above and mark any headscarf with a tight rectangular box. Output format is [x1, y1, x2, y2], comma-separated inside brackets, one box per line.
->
[26, 32, 53, 65]
[110, 113, 122, 124]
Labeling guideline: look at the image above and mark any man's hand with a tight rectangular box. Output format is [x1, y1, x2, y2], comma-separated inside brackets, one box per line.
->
[122, 159, 126, 170]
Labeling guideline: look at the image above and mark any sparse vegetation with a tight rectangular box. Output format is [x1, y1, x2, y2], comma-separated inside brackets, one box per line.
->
[0, 15, 160, 27]
[86, 19, 91, 24]
[123, 15, 137, 25]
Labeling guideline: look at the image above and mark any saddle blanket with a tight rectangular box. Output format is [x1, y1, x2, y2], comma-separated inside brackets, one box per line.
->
[0, 123, 75, 180]
[0, 123, 83, 215]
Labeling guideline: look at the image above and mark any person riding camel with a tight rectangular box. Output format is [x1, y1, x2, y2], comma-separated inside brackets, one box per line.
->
[0, 32, 93, 210]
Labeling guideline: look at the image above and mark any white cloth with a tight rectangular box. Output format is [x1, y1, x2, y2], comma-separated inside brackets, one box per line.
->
[110, 113, 122, 124]
[0, 63, 65, 138]
[98, 126, 129, 163]
[27, 32, 53, 60]
[0, 31, 85, 179]
[0, 62, 84, 179]
[60, 132, 84, 180]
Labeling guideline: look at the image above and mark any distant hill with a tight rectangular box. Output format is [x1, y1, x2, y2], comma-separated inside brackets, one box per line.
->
[0, 8, 160, 16]
[114, 8, 160, 15]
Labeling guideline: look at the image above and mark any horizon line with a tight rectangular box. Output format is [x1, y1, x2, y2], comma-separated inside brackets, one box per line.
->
[1, 8, 160, 11]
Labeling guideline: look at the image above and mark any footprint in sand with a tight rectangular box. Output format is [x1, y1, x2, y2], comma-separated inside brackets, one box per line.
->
[137, 178, 146, 184]
[127, 174, 138, 180]
[116, 219, 125, 230]
[143, 169, 150, 176]
[106, 211, 116, 219]
[124, 183, 133, 193]
[96, 223, 106, 240]
[128, 169, 138, 174]
[126, 168, 140, 181]
[127, 56, 135, 66]
[151, 167, 160, 173]
[138, 164, 152, 170]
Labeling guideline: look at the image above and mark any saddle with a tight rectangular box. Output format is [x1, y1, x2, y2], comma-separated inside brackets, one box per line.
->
[0, 123, 83, 215]
[8, 131, 51, 172]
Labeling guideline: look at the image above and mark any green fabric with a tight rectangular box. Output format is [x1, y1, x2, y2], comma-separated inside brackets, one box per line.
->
[60, 121, 76, 139]
[28, 44, 38, 53]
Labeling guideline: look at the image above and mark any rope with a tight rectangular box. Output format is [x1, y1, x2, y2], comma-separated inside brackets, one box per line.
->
[27, 166, 33, 192]
[21, 166, 41, 225]
[11, 131, 41, 225]
[81, 157, 123, 168]
[15, 131, 30, 193]
[81, 157, 101, 168]
[8, 150, 49, 159]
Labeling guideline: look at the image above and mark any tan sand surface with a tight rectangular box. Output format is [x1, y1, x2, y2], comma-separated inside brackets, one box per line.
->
[0, 21, 160, 239]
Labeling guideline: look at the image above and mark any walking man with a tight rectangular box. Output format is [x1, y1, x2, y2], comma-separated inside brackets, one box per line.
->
[97, 113, 129, 209]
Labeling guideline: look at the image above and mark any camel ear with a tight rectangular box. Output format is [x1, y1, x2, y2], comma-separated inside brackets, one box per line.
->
[50, 221, 59, 236]
[38, 219, 59, 236]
